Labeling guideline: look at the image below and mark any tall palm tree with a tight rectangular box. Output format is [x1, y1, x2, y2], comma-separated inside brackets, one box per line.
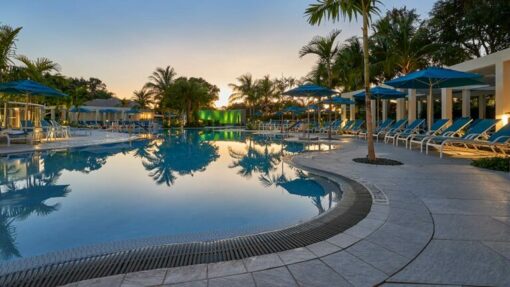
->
[255, 75, 278, 115]
[132, 88, 153, 109]
[306, 0, 381, 161]
[371, 8, 437, 80]
[300, 29, 341, 139]
[229, 73, 259, 120]
[334, 37, 365, 91]
[145, 66, 176, 109]
[16, 55, 60, 82]
[0, 24, 22, 82]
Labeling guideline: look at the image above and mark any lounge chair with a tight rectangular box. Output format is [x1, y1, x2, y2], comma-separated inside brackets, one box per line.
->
[409, 118, 473, 152]
[319, 119, 340, 133]
[385, 119, 425, 145]
[425, 119, 500, 157]
[358, 119, 393, 139]
[0, 129, 32, 145]
[337, 120, 354, 134]
[397, 119, 449, 148]
[345, 119, 365, 135]
[374, 119, 407, 141]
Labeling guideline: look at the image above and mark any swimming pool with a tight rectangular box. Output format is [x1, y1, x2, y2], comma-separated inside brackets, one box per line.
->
[0, 130, 341, 264]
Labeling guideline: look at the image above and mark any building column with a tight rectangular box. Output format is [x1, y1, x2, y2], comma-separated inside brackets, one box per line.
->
[381, 100, 388, 121]
[417, 99, 423, 119]
[478, 95, 486, 119]
[350, 102, 356, 121]
[441, 88, 453, 123]
[341, 104, 348, 123]
[408, 89, 417, 124]
[495, 60, 510, 130]
[50, 107, 55, 121]
[371, 100, 377, 126]
[396, 99, 405, 120]
[462, 89, 471, 118]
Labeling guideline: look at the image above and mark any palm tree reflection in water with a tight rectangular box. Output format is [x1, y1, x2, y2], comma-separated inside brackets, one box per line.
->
[230, 133, 340, 215]
[142, 130, 220, 186]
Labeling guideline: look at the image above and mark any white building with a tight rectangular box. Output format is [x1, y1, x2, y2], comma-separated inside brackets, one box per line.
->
[341, 47, 510, 130]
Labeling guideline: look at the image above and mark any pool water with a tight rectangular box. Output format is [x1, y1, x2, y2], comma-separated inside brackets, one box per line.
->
[0, 130, 341, 263]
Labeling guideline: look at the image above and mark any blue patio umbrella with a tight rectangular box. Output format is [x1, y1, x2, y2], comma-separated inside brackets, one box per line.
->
[0, 80, 68, 123]
[69, 107, 90, 113]
[353, 86, 407, 100]
[385, 67, 484, 129]
[283, 106, 306, 114]
[322, 96, 356, 105]
[126, 109, 139, 114]
[283, 84, 338, 139]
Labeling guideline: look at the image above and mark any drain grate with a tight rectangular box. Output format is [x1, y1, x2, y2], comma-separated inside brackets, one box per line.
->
[0, 175, 371, 287]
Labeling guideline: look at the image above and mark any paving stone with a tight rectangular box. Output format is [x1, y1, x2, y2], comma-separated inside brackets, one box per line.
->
[382, 284, 462, 287]
[322, 251, 387, 286]
[343, 224, 375, 238]
[391, 240, 510, 286]
[252, 267, 298, 287]
[77, 275, 125, 287]
[243, 254, 284, 272]
[163, 264, 207, 284]
[353, 218, 385, 231]
[483, 241, 510, 260]
[306, 241, 341, 257]
[208, 273, 255, 287]
[287, 259, 352, 287]
[327, 233, 361, 248]
[422, 198, 510, 216]
[207, 260, 246, 278]
[386, 208, 433, 234]
[346, 240, 409, 275]
[433, 214, 510, 241]
[121, 269, 167, 287]
[164, 280, 207, 287]
[365, 222, 430, 259]
[277, 247, 316, 264]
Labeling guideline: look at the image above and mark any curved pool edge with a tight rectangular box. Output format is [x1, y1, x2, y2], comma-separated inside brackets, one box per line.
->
[0, 161, 373, 287]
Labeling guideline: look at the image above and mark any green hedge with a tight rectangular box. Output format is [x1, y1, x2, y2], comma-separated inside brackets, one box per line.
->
[471, 157, 510, 172]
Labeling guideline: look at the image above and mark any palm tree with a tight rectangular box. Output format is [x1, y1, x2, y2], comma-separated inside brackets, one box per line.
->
[299, 29, 341, 138]
[255, 75, 278, 115]
[371, 8, 437, 80]
[145, 66, 176, 109]
[0, 24, 22, 82]
[306, 0, 381, 161]
[228, 74, 259, 120]
[334, 37, 365, 91]
[16, 55, 60, 82]
[132, 88, 153, 109]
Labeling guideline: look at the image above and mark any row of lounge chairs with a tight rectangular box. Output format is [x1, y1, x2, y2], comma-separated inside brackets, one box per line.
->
[262, 116, 510, 157]
[0, 119, 71, 145]
[357, 117, 510, 158]
[77, 120, 159, 134]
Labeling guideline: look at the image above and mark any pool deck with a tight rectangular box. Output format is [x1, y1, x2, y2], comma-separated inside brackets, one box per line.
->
[0, 130, 141, 155]
[60, 137, 510, 287]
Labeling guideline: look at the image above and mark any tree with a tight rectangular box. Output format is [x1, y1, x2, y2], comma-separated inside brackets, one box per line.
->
[427, 0, 510, 65]
[334, 37, 365, 91]
[0, 24, 22, 82]
[306, 0, 381, 161]
[162, 77, 219, 126]
[16, 55, 60, 82]
[132, 88, 153, 109]
[371, 8, 437, 81]
[145, 66, 176, 110]
[255, 75, 278, 115]
[229, 74, 259, 120]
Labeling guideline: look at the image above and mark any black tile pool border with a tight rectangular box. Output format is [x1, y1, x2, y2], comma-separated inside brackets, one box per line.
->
[0, 169, 372, 287]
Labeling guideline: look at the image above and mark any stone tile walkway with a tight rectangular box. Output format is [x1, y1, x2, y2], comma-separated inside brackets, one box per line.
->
[0, 130, 140, 155]
[63, 138, 510, 287]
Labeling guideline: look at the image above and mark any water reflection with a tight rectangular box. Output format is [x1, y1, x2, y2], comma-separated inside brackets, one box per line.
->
[142, 130, 220, 186]
[0, 130, 341, 261]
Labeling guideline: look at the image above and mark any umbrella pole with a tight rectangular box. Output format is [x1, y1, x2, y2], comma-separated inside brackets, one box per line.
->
[427, 85, 433, 130]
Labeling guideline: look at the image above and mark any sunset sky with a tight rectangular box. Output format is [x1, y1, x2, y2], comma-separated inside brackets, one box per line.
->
[1, 0, 435, 106]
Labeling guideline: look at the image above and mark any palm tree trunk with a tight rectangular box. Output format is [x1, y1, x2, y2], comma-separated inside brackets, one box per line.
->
[363, 6, 376, 161]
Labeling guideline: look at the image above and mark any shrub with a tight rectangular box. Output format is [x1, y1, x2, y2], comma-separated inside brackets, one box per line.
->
[471, 157, 510, 172]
